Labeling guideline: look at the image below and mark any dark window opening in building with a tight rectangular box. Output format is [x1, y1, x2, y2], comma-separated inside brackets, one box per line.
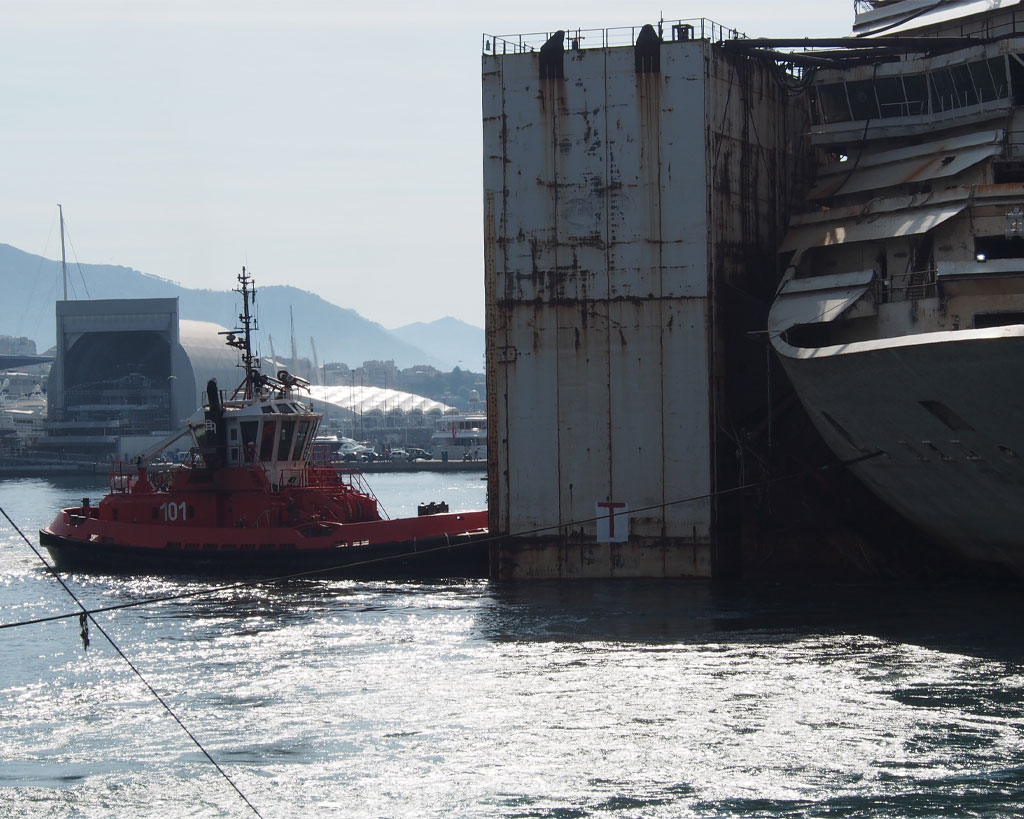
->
[951, 63, 978, 106]
[875, 76, 908, 118]
[903, 73, 929, 114]
[65, 330, 171, 388]
[911, 234, 934, 273]
[973, 311, 1024, 329]
[974, 235, 1024, 259]
[1010, 53, 1024, 104]
[814, 83, 852, 124]
[63, 330, 172, 434]
[929, 67, 959, 111]
[969, 59, 997, 102]
[993, 161, 1024, 183]
[847, 79, 881, 120]
[990, 56, 1008, 98]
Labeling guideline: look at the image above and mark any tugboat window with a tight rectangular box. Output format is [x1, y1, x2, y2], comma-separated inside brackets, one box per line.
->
[260, 420, 277, 460]
[278, 420, 296, 461]
[240, 421, 258, 462]
[293, 420, 311, 460]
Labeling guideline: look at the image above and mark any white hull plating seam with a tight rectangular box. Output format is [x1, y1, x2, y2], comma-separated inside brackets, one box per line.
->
[773, 328, 1024, 572]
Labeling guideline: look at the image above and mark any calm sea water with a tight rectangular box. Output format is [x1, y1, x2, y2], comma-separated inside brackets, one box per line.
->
[3, 474, 1024, 818]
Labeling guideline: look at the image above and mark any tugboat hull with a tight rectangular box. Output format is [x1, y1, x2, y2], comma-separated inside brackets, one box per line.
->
[39, 510, 491, 579]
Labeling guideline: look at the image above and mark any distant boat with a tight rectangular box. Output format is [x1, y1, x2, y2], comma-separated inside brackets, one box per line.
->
[430, 412, 487, 462]
[0, 384, 46, 446]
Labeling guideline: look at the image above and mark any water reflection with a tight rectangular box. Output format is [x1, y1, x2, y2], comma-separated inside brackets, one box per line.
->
[481, 579, 1024, 663]
[482, 579, 719, 643]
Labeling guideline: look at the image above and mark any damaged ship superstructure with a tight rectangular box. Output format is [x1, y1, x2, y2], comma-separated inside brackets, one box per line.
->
[765, 1, 1024, 573]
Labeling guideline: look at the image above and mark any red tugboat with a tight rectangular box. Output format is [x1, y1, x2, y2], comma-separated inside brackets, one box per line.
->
[39, 269, 489, 578]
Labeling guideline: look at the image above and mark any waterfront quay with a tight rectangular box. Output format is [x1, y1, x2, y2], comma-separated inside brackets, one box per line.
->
[353, 459, 484, 474]
[0, 457, 485, 478]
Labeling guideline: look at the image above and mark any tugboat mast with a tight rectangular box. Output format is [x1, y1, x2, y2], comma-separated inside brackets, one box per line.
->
[221, 266, 260, 400]
[237, 267, 256, 398]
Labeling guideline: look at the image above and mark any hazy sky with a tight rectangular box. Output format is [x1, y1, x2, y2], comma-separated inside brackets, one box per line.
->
[0, 1, 854, 330]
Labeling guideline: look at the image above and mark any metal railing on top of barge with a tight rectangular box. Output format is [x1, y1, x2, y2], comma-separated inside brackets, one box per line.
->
[482, 18, 747, 56]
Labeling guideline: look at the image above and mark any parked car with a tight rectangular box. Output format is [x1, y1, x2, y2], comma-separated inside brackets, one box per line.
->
[342, 445, 375, 462]
[406, 447, 432, 461]
[387, 449, 409, 462]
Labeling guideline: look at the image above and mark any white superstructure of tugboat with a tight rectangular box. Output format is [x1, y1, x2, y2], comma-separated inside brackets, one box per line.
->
[768, 1, 1024, 572]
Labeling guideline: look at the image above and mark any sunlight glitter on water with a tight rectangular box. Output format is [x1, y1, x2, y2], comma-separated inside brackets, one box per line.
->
[4, 477, 1024, 816]
[4, 585, 1024, 817]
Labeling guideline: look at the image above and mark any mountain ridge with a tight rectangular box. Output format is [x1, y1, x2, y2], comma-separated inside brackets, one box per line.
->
[0, 243, 482, 371]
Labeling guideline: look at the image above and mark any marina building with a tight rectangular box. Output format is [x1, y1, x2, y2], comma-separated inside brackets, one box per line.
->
[482, 21, 810, 578]
[41, 297, 455, 459]
[45, 299, 240, 456]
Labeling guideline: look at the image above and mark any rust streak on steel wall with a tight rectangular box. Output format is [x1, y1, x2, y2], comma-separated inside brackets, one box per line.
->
[636, 50, 668, 540]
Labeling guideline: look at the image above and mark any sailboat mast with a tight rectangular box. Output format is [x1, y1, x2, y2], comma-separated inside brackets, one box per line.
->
[289, 307, 297, 371]
[58, 203, 67, 301]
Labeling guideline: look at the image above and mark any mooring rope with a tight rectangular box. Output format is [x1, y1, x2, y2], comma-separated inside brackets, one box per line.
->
[0, 505, 265, 819]
[0, 448, 885, 631]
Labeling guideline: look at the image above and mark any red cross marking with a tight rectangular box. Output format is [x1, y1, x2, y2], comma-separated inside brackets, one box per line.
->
[597, 501, 626, 537]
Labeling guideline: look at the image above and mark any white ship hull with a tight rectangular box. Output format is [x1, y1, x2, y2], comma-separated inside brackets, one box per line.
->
[774, 327, 1024, 572]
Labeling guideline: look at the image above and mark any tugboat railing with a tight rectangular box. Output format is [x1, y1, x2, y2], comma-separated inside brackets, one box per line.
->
[109, 461, 137, 494]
